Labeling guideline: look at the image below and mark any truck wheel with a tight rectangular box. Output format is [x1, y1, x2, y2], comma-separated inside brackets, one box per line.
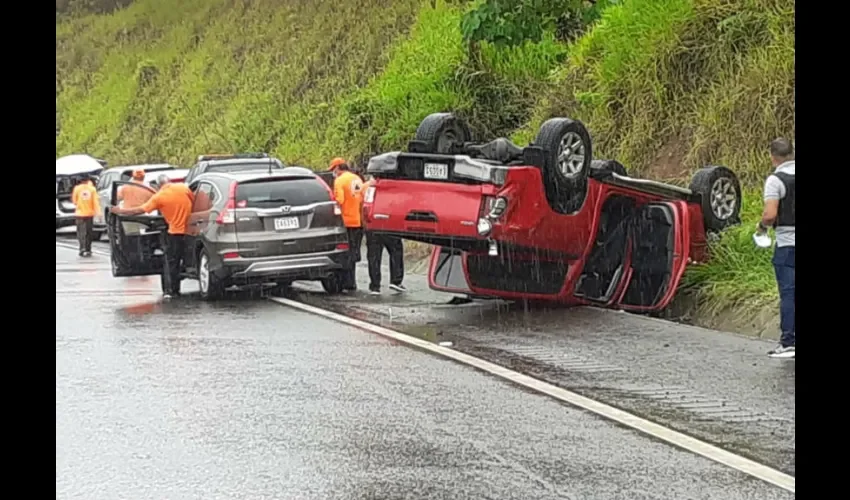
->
[534, 117, 593, 214]
[198, 249, 224, 301]
[688, 165, 742, 232]
[320, 272, 344, 295]
[414, 113, 471, 154]
[591, 159, 627, 176]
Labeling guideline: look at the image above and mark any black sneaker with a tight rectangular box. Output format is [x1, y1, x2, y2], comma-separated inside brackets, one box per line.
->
[389, 283, 407, 293]
[768, 344, 795, 359]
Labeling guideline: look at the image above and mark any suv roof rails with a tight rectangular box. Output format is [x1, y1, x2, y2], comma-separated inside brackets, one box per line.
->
[197, 153, 269, 162]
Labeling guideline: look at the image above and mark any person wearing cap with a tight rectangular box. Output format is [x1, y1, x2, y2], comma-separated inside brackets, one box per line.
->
[111, 174, 194, 299]
[117, 169, 154, 234]
[71, 174, 101, 257]
[329, 157, 365, 291]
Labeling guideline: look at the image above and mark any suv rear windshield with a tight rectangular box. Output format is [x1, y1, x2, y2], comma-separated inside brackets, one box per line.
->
[236, 178, 331, 208]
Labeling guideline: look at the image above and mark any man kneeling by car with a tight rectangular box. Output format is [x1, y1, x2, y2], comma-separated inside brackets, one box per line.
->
[110, 174, 195, 299]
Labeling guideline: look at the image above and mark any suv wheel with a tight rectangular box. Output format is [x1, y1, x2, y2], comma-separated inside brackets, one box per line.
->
[198, 249, 224, 301]
[534, 117, 593, 214]
[320, 272, 344, 295]
[688, 165, 742, 232]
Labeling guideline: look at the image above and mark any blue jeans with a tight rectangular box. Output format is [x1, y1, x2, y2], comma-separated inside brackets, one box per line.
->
[772, 246, 795, 347]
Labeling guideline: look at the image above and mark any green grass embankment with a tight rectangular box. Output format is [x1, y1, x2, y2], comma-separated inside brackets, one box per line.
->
[56, 0, 794, 334]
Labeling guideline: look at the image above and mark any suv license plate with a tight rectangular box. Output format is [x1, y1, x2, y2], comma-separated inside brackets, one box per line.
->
[423, 163, 448, 180]
[274, 217, 300, 231]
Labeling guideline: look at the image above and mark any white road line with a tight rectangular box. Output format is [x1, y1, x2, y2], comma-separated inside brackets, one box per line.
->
[269, 295, 795, 494]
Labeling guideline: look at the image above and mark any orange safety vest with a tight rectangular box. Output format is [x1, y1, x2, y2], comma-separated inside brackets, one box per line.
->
[118, 181, 153, 208]
[333, 171, 364, 228]
[71, 181, 100, 217]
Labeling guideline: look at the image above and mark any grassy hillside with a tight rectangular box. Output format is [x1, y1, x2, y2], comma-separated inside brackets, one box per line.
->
[56, 0, 795, 329]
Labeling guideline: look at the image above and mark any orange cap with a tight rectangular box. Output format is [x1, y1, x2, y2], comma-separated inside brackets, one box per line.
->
[131, 169, 145, 180]
[329, 157, 347, 171]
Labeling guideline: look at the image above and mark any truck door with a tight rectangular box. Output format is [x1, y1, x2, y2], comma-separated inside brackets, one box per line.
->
[616, 201, 690, 312]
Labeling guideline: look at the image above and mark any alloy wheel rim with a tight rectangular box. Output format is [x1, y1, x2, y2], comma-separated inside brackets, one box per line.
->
[199, 254, 209, 293]
[710, 178, 737, 219]
[557, 132, 586, 178]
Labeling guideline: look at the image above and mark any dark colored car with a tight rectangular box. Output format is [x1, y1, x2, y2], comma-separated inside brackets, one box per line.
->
[183, 153, 286, 185]
[107, 167, 351, 300]
[362, 112, 742, 312]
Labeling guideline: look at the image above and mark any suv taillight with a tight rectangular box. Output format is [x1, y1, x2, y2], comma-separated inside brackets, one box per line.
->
[364, 185, 376, 204]
[216, 181, 238, 224]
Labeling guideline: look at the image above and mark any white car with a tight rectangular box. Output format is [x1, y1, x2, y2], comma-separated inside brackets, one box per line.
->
[56, 155, 106, 233]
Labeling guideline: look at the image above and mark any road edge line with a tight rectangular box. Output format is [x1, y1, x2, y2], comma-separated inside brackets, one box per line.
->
[269, 295, 795, 494]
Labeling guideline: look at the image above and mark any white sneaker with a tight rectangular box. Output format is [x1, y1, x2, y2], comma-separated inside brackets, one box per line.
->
[162, 294, 173, 301]
[768, 345, 795, 359]
[369, 290, 381, 296]
[389, 284, 407, 293]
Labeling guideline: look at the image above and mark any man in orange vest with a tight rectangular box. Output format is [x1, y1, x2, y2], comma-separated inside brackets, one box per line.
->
[111, 174, 195, 299]
[71, 174, 102, 257]
[117, 169, 154, 234]
[330, 157, 364, 292]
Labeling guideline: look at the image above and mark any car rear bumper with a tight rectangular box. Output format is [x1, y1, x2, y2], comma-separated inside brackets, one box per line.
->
[223, 249, 349, 282]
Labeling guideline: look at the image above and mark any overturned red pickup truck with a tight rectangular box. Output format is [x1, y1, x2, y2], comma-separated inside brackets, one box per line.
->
[362, 113, 742, 312]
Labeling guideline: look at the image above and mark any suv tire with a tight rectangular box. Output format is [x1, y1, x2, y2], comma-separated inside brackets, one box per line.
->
[688, 165, 742, 232]
[320, 272, 344, 295]
[534, 118, 593, 214]
[198, 248, 224, 301]
[414, 113, 471, 154]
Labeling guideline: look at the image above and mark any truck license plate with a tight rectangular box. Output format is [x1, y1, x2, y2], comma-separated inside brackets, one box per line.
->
[423, 163, 448, 180]
[274, 217, 300, 231]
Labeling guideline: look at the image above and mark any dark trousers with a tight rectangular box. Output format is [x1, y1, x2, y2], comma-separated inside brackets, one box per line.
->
[772, 245, 795, 347]
[341, 227, 364, 290]
[366, 232, 404, 291]
[76, 216, 94, 253]
[162, 233, 187, 295]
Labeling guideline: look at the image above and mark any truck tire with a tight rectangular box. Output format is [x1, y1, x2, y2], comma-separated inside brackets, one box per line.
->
[591, 159, 627, 176]
[534, 117, 593, 214]
[414, 113, 471, 154]
[688, 165, 742, 232]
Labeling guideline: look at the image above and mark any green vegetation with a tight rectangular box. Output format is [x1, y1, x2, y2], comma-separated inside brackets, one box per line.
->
[56, 0, 794, 329]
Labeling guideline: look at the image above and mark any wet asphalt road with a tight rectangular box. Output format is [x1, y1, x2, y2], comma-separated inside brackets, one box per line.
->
[56, 239, 793, 499]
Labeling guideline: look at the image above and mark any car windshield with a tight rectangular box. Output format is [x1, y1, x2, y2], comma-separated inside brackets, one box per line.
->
[236, 178, 330, 208]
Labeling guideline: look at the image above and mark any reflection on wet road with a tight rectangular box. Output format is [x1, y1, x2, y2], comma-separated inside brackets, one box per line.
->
[56, 243, 792, 499]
